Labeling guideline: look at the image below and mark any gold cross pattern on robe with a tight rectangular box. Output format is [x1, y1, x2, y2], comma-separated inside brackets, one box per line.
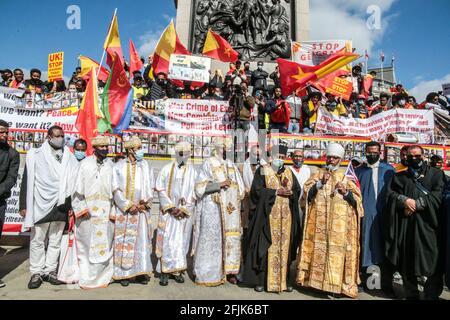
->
[96, 231, 103, 237]
[226, 202, 236, 215]
[100, 250, 105, 256]
[92, 206, 99, 212]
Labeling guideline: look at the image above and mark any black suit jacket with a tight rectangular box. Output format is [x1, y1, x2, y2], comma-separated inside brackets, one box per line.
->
[0, 145, 20, 202]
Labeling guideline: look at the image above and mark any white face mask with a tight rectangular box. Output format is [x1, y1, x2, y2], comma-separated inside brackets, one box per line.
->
[49, 137, 64, 149]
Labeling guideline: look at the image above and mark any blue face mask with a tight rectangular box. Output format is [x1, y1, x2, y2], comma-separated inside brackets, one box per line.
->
[74, 150, 86, 161]
[135, 149, 145, 162]
[272, 159, 284, 170]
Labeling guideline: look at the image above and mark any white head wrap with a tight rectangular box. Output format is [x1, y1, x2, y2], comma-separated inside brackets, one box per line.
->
[326, 143, 345, 159]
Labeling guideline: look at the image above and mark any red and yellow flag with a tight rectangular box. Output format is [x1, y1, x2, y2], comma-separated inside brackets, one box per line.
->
[75, 68, 103, 155]
[202, 29, 238, 63]
[277, 52, 359, 96]
[79, 55, 110, 82]
[152, 21, 190, 75]
[103, 13, 124, 68]
[129, 39, 143, 78]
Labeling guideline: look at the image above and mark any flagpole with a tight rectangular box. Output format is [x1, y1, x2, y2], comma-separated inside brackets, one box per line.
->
[98, 8, 118, 78]
[392, 56, 397, 85]
[365, 50, 368, 75]
[380, 52, 384, 92]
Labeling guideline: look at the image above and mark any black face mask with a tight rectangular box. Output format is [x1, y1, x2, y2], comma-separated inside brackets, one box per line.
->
[156, 79, 166, 87]
[366, 154, 380, 165]
[95, 149, 108, 159]
[407, 158, 423, 170]
[401, 158, 409, 167]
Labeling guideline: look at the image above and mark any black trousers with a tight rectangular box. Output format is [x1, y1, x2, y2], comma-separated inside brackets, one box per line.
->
[0, 200, 6, 239]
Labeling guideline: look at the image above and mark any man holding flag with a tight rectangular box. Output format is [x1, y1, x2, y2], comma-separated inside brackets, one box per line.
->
[297, 143, 364, 299]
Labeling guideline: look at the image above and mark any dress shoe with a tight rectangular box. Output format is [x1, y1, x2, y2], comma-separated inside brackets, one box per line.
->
[173, 274, 185, 284]
[120, 280, 130, 287]
[285, 286, 294, 293]
[227, 275, 238, 285]
[28, 274, 43, 289]
[0, 280, 5, 288]
[159, 274, 169, 286]
[254, 286, 264, 292]
[44, 272, 64, 286]
[136, 275, 149, 285]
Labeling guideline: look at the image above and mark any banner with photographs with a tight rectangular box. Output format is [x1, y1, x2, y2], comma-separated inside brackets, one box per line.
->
[2, 168, 24, 236]
[168, 54, 211, 83]
[0, 86, 81, 110]
[315, 108, 435, 143]
[131, 98, 233, 135]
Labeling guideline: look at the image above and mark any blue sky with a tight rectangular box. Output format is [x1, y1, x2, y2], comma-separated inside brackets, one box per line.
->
[1, 0, 449, 101]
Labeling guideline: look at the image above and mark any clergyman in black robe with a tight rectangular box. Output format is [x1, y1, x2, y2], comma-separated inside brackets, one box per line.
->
[241, 141, 301, 293]
[384, 145, 445, 300]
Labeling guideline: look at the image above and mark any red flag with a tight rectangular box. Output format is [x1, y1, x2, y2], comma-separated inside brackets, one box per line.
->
[75, 68, 102, 156]
[202, 29, 239, 63]
[106, 52, 132, 127]
[277, 52, 359, 97]
[129, 39, 143, 78]
[363, 74, 374, 98]
[152, 21, 190, 76]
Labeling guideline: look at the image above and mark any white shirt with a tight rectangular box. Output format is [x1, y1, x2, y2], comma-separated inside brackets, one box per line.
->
[290, 165, 311, 191]
[367, 161, 380, 200]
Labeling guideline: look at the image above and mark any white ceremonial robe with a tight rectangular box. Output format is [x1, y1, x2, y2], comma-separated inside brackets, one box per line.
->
[155, 161, 197, 274]
[192, 155, 245, 286]
[289, 165, 311, 193]
[72, 156, 115, 289]
[112, 159, 154, 280]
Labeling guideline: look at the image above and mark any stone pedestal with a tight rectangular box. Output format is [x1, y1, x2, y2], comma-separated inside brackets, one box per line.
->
[174, 0, 310, 83]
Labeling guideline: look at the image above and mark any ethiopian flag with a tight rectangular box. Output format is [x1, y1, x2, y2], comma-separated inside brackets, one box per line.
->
[152, 20, 190, 75]
[104, 12, 124, 69]
[202, 29, 238, 63]
[75, 68, 103, 155]
[79, 55, 110, 82]
[277, 52, 360, 96]
[98, 52, 131, 133]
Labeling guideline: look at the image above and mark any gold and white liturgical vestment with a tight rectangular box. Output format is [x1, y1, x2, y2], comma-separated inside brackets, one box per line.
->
[297, 168, 364, 298]
[72, 156, 115, 289]
[155, 161, 197, 274]
[193, 155, 245, 286]
[112, 158, 154, 280]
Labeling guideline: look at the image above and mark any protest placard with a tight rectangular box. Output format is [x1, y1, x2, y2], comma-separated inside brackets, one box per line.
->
[168, 54, 211, 83]
[48, 51, 64, 82]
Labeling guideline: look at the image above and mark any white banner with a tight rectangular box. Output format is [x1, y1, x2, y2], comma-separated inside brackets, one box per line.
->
[292, 40, 352, 66]
[168, 54, 211, 83]
[3, 168, 24, 236]
[315, 108, 435, 143]
[0, 86, 25, 108]
[0, 105, 78, 132]
[131, 99, 233, 135]
[443, 83, 450, 97]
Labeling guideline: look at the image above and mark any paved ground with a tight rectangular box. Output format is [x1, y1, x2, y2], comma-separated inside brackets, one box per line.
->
[1, 245, 449, 300]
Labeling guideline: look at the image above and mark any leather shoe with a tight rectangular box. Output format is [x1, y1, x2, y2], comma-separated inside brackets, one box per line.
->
[173, 274, 185, 284]
[254, 286, 264, 292]
[137, 275, 149, 285]
[120, 280, 130, 287]
[28, 274, 43, 289]
[159, 274, 169, 286]
[0, 280, 5, 288]
[227, 275, 238, 285]
[285, 286, 294, 293]
[45, 272, 64, 286]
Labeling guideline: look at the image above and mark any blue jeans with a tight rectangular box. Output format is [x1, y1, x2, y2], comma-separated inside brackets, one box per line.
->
[269, 123, 288, 133]
[288, 120, 301, 134]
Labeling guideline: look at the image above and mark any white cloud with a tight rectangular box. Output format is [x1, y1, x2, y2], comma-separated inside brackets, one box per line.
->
[310, 0, 398, 56]
[136, 14, 174, 59]
[409, 73, 450, 102]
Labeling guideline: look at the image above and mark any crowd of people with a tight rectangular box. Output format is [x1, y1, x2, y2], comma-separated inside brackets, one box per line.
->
[0, 119, 449, 300]
[2, 57, 450, 137]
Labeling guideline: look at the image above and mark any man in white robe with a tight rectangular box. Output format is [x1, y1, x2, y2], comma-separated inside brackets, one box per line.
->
[112, 136, 154, 286]
[193, 137, 245, 286]
[155, 141, 196, 286]
[19, 125, 78, 289]
[71, 136, 115, 289]
[289, 149, 311, 226]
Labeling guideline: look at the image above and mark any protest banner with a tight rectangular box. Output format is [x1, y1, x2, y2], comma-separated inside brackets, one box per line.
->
[3, 168, 24, 235]
[0, 104, 78, 132]
[325, 76, 353, 100]
[48, 52, 64, 82]
[0, 86, 80, 110]
[131, 99, 233, 135]
[0, 86, 25, 108]
[315, 108, 435, 143]
[292, 40, 352, 66]
[168, 54, 211, 83]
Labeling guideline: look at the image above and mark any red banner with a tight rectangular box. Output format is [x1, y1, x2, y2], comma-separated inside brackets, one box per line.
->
[325, 76, 353, 100]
